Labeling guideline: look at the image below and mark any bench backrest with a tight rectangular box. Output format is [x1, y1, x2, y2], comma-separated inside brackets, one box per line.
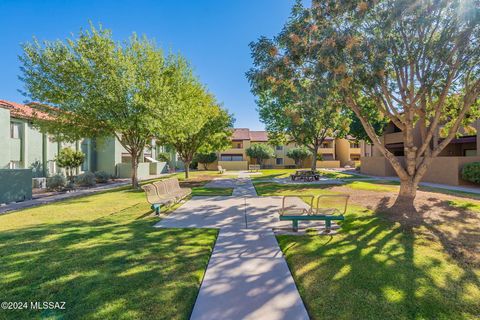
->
[171, 178, 181, 190]
[280, 195, 314, 216]
[141, 184, 159, 204]
[315, 195, 349, 216]
[153, 181, 168, 195]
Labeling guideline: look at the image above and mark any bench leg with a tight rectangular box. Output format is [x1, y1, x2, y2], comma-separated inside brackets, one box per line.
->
[152, 204, 161, 216]
[292, 220, 298, 232]
[325, 219, 331, 231]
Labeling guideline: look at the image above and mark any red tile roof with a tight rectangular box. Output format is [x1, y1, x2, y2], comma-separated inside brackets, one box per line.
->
[249, 130, 268, 142]
[232, 128, 251, 140]
[231, 128, 269, 142]
[0, 99, 49, 120]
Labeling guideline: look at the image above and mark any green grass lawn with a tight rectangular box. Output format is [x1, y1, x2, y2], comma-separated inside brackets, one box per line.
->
[317, 169, 359, 179]
[254, 181, 338, 197]
[277, 211, 480, 319]
[250, 169, 299, 180]
[173, 170, 237, 180]
[257, 183, 479, 319]
[191, 187, 233, 196]
[0, 186, 217, 320]
[343, 180, 400, 192]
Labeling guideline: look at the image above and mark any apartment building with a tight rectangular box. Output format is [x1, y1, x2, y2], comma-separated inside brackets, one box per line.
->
[361, 120, 480, 185]
[0, 100, 167, 180]
[200, 128, 365, 170]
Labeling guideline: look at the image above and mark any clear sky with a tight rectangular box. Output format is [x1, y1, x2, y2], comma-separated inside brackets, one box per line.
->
[0, 0, 308, 130]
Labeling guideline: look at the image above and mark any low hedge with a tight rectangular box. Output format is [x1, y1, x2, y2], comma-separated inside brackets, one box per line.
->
[461, 162, 480, 184]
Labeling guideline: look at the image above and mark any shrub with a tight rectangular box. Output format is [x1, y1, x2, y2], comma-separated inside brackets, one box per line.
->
[189, 160, 198, 169]
[194, 153, 217, 170]
[47, 174, 67, 191]
[94, 171, 110, 183]
[461, 162, 480, 184]
[157, 152, 170, 163]
[75, 172, 97, 187]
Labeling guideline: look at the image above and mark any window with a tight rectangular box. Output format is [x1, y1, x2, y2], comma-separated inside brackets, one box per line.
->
[276, 145, 283, 151]
[321, 142, 330, 148]
[10, 122, 21, 139]
[220, 154, 243, 161]
[276, 157, 283, 165]
[350, 142, 360, 148]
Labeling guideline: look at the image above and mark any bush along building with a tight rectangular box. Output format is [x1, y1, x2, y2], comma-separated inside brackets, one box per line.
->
[0, 99, 169, 204]
[198, 128, 368, 171]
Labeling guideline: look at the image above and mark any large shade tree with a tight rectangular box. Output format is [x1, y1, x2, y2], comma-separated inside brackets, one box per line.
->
[247, 3, 350, 171]
[154, 62, 233, 179]
[20, 25, 185, 188]
[292, 0, 480, 205]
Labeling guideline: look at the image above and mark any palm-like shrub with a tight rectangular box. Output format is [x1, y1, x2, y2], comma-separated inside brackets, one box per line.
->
[55, 148, 85, 182]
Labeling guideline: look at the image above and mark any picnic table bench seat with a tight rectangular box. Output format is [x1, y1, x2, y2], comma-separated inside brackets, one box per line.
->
[290, 170, 320, 182]
[279, 195, 349, 232]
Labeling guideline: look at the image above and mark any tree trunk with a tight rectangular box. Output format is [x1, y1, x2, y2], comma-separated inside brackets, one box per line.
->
[295, 159, 300, 168]
[131, 155, 139, 189]
[393, 176, 418, 211]
[311, 147, 318, 171]
[184, 162, 190, 179]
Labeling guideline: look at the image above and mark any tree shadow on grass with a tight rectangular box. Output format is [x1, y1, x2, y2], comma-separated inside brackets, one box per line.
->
[277, 205, 480, 319]
[0, 208, 217, 320]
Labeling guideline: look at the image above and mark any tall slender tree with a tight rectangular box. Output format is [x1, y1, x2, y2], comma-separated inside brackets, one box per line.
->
[154, 61, 233, 179]
[247, 2, 350, 171]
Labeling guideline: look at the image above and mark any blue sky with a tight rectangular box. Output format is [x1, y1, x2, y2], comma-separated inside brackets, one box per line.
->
[0, 0, 307, 130]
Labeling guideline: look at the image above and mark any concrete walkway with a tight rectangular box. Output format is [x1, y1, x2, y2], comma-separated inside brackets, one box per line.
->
[155, 175, 310, 320]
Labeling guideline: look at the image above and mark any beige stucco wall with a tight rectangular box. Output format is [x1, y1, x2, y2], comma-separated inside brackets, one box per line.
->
[335, 138, 350, 167]
[316, 160, 341, 168]
[217, 160, 248, 170]
[361, 156, 480, 186]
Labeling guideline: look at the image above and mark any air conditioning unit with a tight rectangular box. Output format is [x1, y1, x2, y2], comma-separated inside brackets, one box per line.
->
[32, 177, 47, 189]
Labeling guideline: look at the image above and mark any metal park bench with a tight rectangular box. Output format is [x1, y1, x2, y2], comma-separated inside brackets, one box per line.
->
[142, 178, 192, 215]
[141, 184, 176, 215]
[279, 194, 349, 232]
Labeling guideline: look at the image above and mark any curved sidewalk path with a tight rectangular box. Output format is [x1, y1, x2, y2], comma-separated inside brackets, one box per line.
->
[155, 175, 310, 320]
